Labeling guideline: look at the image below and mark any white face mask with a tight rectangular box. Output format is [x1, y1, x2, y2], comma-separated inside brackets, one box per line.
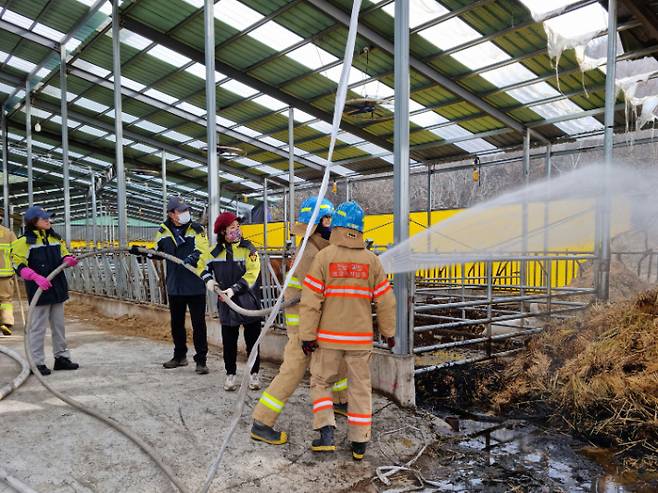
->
[177, 211, 191, 224]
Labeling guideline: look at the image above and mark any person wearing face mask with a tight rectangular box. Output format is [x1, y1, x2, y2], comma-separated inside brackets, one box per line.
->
[11, 206, 79, 375]
[199, 212, 262, 391]
[250, 196, 348, 446]
[133, 196, 210, 374]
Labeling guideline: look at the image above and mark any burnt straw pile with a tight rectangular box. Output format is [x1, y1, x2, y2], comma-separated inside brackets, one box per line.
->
[493, 289, 658, 468]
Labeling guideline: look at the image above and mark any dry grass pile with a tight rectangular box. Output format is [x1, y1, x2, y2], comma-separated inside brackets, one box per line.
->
[494, 289, 658, 467]
[570, 260, 652, 302]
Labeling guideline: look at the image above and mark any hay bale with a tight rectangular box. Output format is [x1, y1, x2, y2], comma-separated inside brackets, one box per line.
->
[570, 260, 652, 302]
[494, 289, 658, 468]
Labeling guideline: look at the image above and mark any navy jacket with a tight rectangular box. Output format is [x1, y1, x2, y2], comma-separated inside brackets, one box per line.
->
[200, 239, 262, 326]
[155, 219, 209, 297]
[12, 228, 71, 306]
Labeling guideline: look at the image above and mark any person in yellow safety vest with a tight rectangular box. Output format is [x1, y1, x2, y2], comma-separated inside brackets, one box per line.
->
[299, 201, 396, 461]
[12, 206, 80, 376]
[130, 196, 211, 374]
[200, 212, 263, 392]
[0, 215, 17, 336]
[250, 196, 348, 445]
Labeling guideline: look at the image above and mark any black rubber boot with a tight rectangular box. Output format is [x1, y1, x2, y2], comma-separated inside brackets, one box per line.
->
[36, 365, 51, 376]
[250, 420, 288, 445]
[163, 357, 188, 369]
[351, 441, 367, 461]
[311, 426, 336, 452]
[53, 357, 79, 371]
[333, 402, 348, 417]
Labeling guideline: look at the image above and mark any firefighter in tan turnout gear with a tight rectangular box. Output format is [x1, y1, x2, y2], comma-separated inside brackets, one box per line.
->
[299, 201, 396, 460]
[0, 216, 17, 336]
[251, 196, 348, 445]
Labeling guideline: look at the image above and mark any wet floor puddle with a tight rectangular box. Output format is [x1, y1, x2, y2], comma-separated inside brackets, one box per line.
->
[391, 414, 658, 492]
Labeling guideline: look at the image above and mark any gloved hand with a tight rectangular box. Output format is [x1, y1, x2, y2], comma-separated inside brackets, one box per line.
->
[20, 267, 52, 291]
[63, 256, 78, 267]
[301, 340, 318, 356]
[386, 336, 396, 349]
[129, 245, 144, 256]
[222, 288, 235, 300]
[205, 279, 219, 294]
[183, 253, 199, 267]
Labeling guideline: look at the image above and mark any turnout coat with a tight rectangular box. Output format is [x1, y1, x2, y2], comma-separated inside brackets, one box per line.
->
[299, 227, 396, 350]
[282, 233, 329, 332]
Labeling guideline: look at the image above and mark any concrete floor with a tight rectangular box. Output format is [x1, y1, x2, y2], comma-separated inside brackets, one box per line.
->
[0, 311, 441, 493]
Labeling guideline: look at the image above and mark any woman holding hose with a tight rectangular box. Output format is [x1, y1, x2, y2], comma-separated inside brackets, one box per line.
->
[11, 206, 79, 376]
[200, 212, 262, 391]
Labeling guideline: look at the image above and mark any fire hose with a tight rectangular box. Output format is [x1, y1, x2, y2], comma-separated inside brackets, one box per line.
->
[3, 0, 361, 488]
[2, 246, 297, 493]
[0, 346, 30, 401]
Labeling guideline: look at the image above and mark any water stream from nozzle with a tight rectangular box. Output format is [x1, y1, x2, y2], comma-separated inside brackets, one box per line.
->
[380, 163, 657, 274]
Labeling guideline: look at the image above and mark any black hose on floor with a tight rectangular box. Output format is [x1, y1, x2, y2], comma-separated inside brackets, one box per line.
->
[17, 247, 296, 493]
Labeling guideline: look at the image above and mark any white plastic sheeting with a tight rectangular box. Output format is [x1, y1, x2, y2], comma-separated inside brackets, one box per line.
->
[575, 33, 623, 72]
[616, 58, 658, 129]
[520, 0, 578, 22]
[542, 3, 608, 67]
[523, 0, 658, 131]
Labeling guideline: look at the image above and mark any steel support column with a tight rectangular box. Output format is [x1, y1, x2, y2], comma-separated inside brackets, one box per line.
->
[161, 149, 167, 218]
[288, 107, 295, 245]
[84, 196, 89, 248]
[1, 108, 8, 226]
[597, 0, 617, 301]
[426, 164, 432, 229]
[263, 178, 269, 250]
[520, 130, 530, 321]
[61, 45, 71, 248]
[25, 82, 33, 207]
[544, 144, 552, 313]
[393, 0, 413, 356]
[205, 0, 220, 245]
[283, 191, 288, 241]
[112, 0, 128, 248]
[90, 168, 97, 248]
[543, 143, 552, 254]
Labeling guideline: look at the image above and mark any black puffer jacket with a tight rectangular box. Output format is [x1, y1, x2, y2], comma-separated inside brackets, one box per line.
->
[11, 228, 70, 306]
[200, 239, 262, 326]
[155, 219, 209, 297]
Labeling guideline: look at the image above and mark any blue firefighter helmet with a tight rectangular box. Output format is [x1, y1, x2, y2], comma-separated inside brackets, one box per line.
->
[332, 201, 365, 233]
[298, 196, 335, 225]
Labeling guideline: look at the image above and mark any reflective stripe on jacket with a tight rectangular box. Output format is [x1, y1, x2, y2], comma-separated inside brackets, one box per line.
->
[0, 225, 17, 278]
[299, 227, 396, 350]
[200, 239, 262, 326]
[283, 233, 329, 332]
[155, 220, 209, 297]
[11, 228, 71, 305]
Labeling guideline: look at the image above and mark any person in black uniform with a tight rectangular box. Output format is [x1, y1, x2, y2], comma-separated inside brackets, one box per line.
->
[132, 196, 210, 374]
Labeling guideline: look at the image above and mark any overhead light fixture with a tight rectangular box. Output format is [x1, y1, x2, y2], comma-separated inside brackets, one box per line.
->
[202, 145, 246, 160]
[34, 121, 41, 133]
